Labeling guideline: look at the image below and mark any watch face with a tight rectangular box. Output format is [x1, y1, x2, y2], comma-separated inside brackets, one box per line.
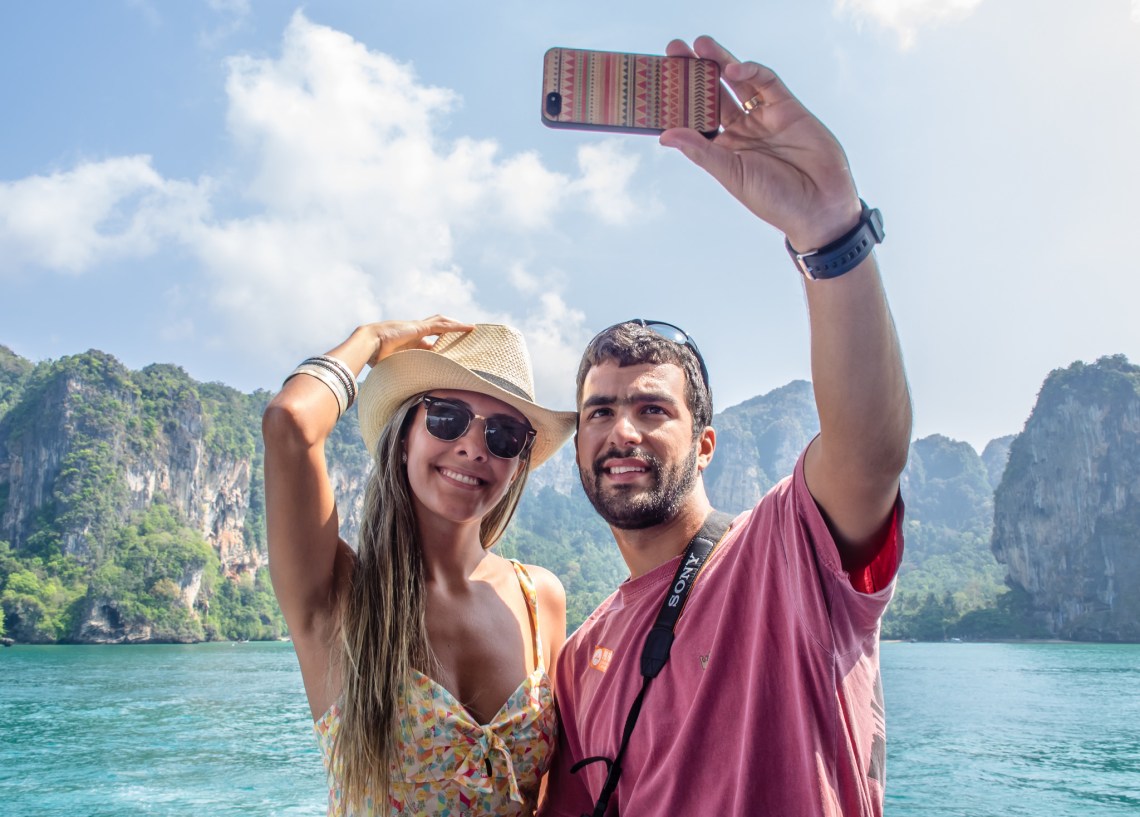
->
[867, 206, 885, 243]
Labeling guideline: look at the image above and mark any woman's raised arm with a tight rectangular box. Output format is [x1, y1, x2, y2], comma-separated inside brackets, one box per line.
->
[262, 316, 473, 717]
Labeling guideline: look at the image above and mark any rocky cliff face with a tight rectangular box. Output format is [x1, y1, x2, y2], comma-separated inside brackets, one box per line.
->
[704, 380, 820, 513]
[981, 435, 1015, 490]
[0, 354, 263, 574]
[903, 434, 994, 534]
[526, 444, 579, 497]
[992, 356, 1140, 641]
[894, 435, 1007, 621]
[323, 409, 374, 550]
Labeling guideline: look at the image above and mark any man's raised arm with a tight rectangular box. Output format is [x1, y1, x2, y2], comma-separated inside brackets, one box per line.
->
[660, 36, 911, 569]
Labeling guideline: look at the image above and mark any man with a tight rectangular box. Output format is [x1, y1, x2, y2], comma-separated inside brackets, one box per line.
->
[540, 36, 911, 817]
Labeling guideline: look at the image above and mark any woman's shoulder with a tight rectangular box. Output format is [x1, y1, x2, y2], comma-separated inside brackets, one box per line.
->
[509, 560, 566, 600]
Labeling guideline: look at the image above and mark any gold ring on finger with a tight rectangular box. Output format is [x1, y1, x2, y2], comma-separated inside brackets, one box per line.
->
[742, 94, 764, 113]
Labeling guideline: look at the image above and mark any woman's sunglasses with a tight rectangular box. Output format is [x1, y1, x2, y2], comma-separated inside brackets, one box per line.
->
[420, 395, 536, 460]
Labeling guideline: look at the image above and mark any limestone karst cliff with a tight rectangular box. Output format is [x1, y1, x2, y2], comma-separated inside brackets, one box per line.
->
[0, 346, 429, 642]
[0, 352, 263, 573]
[981, 435, 1015, 490]
[992, 356, 1140, 641]
[892, 434, 1008, 637]
[703, 380, 820, 512]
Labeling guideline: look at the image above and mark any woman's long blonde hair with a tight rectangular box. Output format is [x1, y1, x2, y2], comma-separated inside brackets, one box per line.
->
[333, 392, 531, 810]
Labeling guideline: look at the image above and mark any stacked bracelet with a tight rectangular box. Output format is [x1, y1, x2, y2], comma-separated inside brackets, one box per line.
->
[306, 355, 358, 405]
[284, 355, 358, 418]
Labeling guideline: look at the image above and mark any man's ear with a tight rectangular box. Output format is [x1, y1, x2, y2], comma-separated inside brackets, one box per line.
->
[696, 426, 716, 471]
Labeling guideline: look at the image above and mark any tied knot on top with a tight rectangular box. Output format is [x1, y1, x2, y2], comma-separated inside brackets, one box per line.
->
[452, 724, 523, 804]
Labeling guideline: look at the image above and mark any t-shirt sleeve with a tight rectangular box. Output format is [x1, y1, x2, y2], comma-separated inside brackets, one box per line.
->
[786, 449, 904, 652]
[848, 501, 904, 595]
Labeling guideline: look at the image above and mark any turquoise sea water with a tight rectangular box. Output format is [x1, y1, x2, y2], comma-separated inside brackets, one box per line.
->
[1, 641, 1137, 816]
[885, 642, 1139, 815]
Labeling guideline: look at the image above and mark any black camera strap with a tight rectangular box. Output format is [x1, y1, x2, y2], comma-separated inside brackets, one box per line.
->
[571, 510, 735, 817]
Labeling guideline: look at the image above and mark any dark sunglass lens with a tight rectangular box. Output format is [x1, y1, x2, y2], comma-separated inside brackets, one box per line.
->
[424, 400, 469, 441]
[485, 419, 530, 459]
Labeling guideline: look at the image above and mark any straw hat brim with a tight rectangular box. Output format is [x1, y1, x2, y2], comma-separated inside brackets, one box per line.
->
[357, 349, 577, 469]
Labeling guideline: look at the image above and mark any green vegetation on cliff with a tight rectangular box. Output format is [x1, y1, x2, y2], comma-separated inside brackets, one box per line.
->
[0, 539, 87, 641]
[882, 435, 1008, 639]
[499, 484, 627, 630]
[0, 349, 283, 643]
[85, 502, 217, 641]
[0, 345, 33, 420]
[0, 498, 285, 643]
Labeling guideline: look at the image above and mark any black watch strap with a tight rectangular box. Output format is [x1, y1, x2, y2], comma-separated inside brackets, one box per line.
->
[786, 200, 885, 280]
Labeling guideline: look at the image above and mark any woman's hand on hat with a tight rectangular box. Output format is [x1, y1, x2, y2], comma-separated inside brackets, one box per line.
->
[362, 315, 475, 367]
[657, 36, 862, 254]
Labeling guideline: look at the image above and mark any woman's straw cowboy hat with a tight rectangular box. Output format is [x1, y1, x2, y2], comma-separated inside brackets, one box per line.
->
[357, 324, 576, 468]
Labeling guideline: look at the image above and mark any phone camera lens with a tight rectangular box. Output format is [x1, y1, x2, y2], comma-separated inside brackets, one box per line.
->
[545, 92, 562, 117]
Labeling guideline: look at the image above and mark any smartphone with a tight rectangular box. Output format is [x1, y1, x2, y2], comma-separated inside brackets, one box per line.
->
[541, 47, 720, 138]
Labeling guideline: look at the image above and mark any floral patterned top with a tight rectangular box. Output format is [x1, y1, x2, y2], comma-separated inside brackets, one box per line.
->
[315, 561, 557, 816]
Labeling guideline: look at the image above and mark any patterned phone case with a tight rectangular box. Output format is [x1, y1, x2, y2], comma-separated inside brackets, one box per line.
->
[541, 48, 720, 136]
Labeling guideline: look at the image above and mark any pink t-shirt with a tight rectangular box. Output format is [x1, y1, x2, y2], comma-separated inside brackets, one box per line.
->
[541, 451, 903, 817]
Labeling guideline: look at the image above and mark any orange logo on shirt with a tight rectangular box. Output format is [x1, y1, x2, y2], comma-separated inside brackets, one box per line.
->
[589, 645, 614, 672]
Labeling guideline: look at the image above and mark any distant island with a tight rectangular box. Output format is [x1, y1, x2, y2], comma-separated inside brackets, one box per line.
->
[2, 344, 1137, 643]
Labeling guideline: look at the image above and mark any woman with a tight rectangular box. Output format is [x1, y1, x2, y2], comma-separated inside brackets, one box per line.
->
[262, 317, 576, 816]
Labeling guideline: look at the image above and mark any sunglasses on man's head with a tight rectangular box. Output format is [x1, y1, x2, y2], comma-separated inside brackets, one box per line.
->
[420, 395, 536, 460]
[619, 319, 711, 391]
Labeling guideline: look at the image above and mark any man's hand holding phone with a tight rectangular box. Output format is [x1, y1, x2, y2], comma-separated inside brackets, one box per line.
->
[657, 36, 862, 253]
[540, 37, 863, 251]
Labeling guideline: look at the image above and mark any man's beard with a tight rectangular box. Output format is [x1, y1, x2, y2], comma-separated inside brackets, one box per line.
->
[580, 445, 699, 530]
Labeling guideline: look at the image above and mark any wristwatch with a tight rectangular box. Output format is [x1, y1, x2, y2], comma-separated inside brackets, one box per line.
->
[786, 200, 885, 280]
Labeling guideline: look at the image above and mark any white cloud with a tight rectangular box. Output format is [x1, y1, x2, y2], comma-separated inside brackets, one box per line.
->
[0, 156, 209, 275]
[0, 12, 637, 386]
[201, 12, 639, 368]
[0, 11, 642, 389]
[569, 141, 642, 225]
[488, 151, 570, 230]
[838, 0, 985, 48]
[512, 293, 590, 409]
[1133, 0, 1140, 24]
[507, 262, 543, 295]
[202, 13, 549, 350]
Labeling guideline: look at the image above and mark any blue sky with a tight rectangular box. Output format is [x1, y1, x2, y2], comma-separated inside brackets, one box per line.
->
[2, 1, 1138, 452]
